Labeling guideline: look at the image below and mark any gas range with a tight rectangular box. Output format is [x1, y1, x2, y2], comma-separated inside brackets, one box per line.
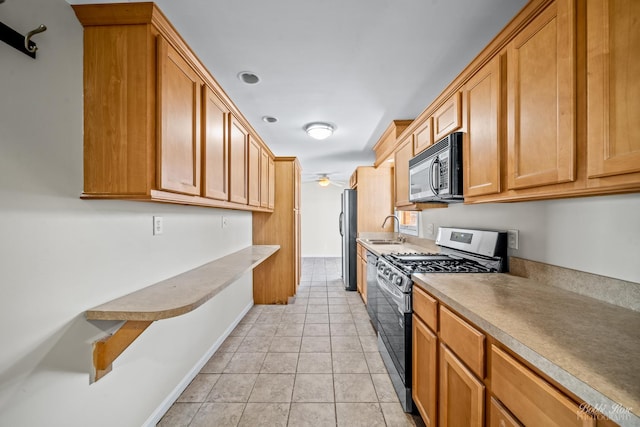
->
[376, 227, 508, 294]
[373, 227, 507, 413]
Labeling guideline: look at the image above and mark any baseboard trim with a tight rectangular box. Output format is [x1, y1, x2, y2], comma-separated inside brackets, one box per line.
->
[142, 300, 254, 426]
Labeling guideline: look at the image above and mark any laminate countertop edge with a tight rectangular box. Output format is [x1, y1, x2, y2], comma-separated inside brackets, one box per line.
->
[412, 273, 640, 427]
[85, 245, 280, 322]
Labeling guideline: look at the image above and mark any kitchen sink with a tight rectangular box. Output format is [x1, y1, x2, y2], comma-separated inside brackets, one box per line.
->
[364, 239, 403, 245]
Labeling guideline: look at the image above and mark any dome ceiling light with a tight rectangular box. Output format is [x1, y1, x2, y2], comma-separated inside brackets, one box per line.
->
[318, 176, 331, 187]
[237, 71, 260, 84]
[304, 122, 335, 140]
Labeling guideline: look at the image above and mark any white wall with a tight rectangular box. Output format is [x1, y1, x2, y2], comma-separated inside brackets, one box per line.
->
[0, 1, 254, 425]
[301, 182, 343, 257]
[419, 194, 640, 284]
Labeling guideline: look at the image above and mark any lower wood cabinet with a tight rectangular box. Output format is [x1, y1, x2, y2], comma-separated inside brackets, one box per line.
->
[356, 244, 367, 303]
[440, 344, 485, 427]
[412, 314, 437, 427]
[412, 284, 606, 427]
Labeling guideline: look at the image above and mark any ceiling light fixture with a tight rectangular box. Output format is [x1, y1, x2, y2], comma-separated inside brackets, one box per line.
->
[318, 176, 331, 187]
[304, 122, 335, 140]
[237, 71, 260, 84]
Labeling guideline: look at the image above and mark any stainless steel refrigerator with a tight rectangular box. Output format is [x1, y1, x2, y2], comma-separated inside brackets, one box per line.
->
[339, 189, 357, 291]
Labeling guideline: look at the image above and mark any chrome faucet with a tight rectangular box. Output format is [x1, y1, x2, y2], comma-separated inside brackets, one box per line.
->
[381, 215, 400, 233]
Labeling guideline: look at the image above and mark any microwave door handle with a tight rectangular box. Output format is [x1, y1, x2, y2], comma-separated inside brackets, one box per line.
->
[429, 157, 439, 195]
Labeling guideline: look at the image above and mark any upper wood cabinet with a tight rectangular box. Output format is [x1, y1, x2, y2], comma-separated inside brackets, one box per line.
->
[259, 149, 269, 208]
[202, 85, 229, 201]
[351, 166, 394, 232]
[586, 0, 640, 180]
[247, 136, 261, 207]
[157, 36, 202, 196]
[72, 3, 274, 212]
[463, 55, 502, 198]
[229, 115, 249, 205]
[433, 92, 462, 141]
[413, 117, 433, 155]
[394, 136, 414, 208]
[506, 0, 576, 190]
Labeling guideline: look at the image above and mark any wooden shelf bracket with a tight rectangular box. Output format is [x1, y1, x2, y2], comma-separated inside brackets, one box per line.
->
[91, 320, 152, 383]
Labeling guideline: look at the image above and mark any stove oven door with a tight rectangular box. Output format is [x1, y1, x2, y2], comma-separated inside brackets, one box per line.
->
[376, 275, 412, 410]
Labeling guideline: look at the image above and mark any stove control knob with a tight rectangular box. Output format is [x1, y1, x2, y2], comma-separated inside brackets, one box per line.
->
[389, 272, 396, 282]
[395, 277, 403, 286]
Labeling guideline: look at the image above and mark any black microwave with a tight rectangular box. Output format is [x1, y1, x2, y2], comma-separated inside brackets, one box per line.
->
[408, 132, 464, 203]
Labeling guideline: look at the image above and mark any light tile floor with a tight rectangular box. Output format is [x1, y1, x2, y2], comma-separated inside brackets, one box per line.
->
[158, 257, 422, 427]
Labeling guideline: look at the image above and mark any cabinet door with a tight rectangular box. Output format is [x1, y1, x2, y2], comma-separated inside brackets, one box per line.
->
[433, 92, 462, 141]
[463, 55, 501, 197]
[229, 115, 248, 204]
[157, 36, 201, 195]
[202, 85, 229, 201]
[587, 0, 640, 178]
[506, 0, 576, 190]
[414, 117, 433, 155]
[268, 156, 275, 209]
[260, 149, 269, 208]
[412, 315, 437, 427]
[394, 137, 414, 207]
[440, 344, 484, 427]
[248, 136, 261, 207]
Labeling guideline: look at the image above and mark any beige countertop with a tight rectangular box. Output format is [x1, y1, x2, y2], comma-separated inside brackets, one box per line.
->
[86, 245, 280, 321]
[413, 272, 640, 426]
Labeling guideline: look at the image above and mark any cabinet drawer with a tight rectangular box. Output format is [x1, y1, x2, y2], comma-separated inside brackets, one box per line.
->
[491, 345, 595, 427]
[489, 397, 523, 427]
[413, 285, 438, 331]
[439, 306, 485, 378]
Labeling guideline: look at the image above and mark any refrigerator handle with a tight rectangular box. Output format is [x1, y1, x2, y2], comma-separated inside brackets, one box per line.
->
[339, 212, 344, 236]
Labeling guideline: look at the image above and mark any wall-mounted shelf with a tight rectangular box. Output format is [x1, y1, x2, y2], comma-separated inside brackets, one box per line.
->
[87, 245, 279, 382]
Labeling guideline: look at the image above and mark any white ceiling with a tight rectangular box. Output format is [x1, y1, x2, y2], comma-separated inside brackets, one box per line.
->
[71, 0, 528, 183]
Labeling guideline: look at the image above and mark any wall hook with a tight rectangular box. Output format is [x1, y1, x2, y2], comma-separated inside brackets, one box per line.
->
[24, 24, 46, 52]
[0, 16, 47, 58]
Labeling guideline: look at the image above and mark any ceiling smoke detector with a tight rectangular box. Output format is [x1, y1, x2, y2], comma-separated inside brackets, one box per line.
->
[304, 122, 335, 140]
[237, 71, 260, 84]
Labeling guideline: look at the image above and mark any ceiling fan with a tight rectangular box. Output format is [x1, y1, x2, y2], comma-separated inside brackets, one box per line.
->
[316, 173, 345, 188]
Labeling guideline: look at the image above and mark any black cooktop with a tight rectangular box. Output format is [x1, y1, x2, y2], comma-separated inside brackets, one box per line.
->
[382, 252, 498, 274]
